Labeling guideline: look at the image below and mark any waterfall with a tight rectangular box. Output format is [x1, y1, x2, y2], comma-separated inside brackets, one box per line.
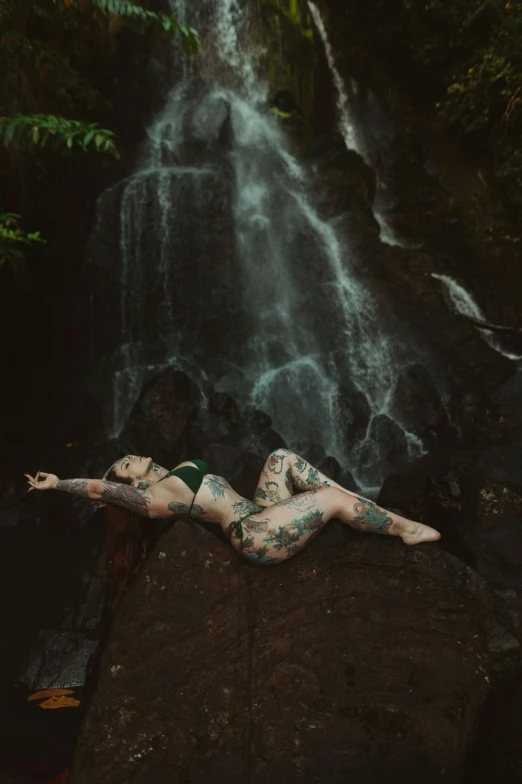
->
[89, 0, 431, 490]
[432, 273, 522, 362]
[308, 2, 410, 249]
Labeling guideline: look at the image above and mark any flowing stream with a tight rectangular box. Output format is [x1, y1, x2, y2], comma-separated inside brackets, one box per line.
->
[89, 0, 431, 490]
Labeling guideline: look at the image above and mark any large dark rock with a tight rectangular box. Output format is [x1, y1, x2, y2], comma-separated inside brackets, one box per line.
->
[122, 369, 202, 464]
[337, 381, 372, 449]
[468, 517, 522, 592]
[69, 521, 507, 784]
[389, 363, 450, 447]
[492, 367, 522, 430]
[202, 442, 265, 502]
[474, 443, 522, 490]
[377, 449, 453, 521]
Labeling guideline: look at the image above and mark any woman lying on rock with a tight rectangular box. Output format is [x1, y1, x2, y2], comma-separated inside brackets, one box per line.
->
[26, 449, 440, 572]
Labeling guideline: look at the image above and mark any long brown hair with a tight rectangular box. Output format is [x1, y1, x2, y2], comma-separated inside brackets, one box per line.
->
[104, 469, 146, 610]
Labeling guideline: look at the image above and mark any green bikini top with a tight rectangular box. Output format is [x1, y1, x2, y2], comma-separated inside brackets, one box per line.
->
[165, 459, 209, 494]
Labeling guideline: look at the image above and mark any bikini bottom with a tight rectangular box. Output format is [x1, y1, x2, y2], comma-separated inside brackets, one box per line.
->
[224, 515, 250, 551]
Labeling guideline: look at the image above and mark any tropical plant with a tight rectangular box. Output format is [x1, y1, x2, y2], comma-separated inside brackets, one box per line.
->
[0, 212, 45, 268]
[0, 114, 119, 155]
[0, 0, 200, 268]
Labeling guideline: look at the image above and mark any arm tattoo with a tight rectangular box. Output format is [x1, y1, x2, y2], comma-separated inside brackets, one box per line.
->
[351, 497, 393, 533]
[56, 479, 90, 498]
[99, 481, 152, 516]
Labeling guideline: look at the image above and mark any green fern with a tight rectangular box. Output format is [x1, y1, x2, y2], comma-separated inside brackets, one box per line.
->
[64, 0, 201, 54]
[0, 212, 45, 268]
[0, 114, 120, 157]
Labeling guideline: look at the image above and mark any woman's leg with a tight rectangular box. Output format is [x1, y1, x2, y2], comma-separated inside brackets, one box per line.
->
[254, 448, 359, 508]
[235, 486, 440, 565]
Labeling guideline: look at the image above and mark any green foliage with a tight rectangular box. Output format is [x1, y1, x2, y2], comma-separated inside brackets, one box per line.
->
[0, 0, 200, 267]
[371, 0, 522, 205]
[56, 0, 201, 54]
[269, 107, 294, 120]
[0, 32, 101, 111]
[0, 114, 120, 157]
[0, 212, 45, 268]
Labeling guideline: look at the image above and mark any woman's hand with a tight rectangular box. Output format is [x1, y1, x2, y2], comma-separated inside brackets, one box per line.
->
[25, 471, 59, 492]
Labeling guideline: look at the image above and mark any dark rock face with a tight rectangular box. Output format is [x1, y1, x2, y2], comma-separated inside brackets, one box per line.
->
[492, 368, 522, 432]
[390, 363, 450, 447]
[122, 369, 203, 463]
[356, 414, 410, 487]
[337, 381, 372, 449]
[201, 442, 265, 502]
[468, 517, 522, 591]
[17, 631, 99, 692]
[70, 522, 500, 784]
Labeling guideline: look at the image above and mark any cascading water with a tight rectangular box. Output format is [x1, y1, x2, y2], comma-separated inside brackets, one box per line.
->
[89, 0, 432, 490]
[432, 273, 522, 362]
[308, 2, 413, 249]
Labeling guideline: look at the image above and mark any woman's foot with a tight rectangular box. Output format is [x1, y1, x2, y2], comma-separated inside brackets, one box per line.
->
[398, 520, 441, 545]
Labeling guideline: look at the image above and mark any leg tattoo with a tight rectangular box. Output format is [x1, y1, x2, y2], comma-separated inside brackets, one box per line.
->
[350, 497, 393, 534]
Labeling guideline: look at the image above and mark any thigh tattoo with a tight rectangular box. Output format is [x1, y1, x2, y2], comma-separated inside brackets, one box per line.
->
[267, 453, 286, 474]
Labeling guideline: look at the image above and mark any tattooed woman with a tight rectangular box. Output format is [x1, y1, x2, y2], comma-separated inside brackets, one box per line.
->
[25, 449, 440, 603]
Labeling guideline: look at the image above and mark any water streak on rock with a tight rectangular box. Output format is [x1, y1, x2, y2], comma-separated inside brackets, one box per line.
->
[308, 2, 407, 248]
[432, 273, 522, 361]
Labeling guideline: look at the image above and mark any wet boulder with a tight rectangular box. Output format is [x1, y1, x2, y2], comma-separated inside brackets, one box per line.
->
[70, 521, 504, 784]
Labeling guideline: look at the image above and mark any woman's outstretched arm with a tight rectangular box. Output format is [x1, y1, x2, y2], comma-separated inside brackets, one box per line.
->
[25, 471, 154, 517]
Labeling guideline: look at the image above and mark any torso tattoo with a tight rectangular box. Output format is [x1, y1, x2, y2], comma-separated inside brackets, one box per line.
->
[167, 501, 205, 520]
[204, 474, 231, 500]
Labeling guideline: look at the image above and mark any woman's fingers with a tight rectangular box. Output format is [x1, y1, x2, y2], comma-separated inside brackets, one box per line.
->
[25, 473, 41, 491]
[25, 471, 54, 492]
